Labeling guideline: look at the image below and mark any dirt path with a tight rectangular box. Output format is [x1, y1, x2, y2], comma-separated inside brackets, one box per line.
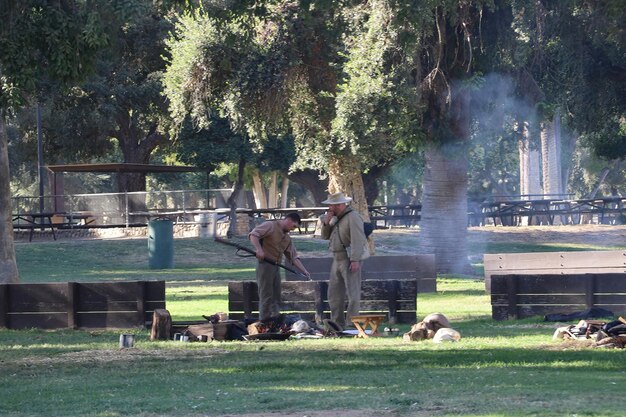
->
[213, 410, 402, 417]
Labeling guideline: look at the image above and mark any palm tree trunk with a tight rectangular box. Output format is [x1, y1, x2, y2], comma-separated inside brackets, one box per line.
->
[0, 117, 19, 283]
[541, 118, 561, 196]
[519, 121, 530, 197]
[419, 145, 470, 274]
[519, 120, 542, 197]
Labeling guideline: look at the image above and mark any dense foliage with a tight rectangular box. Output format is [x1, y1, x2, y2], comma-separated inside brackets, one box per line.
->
[2, 1, 625, 279]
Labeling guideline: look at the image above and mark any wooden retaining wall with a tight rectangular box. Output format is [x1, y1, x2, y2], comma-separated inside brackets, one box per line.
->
[0, 281, 165, 329]
[484, 250, 626, 291]
[491, 273, 626, 320]
[228, 279, 417, 324]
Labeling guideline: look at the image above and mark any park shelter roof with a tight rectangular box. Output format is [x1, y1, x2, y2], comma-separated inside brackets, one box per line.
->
[45, 163, 206, 174]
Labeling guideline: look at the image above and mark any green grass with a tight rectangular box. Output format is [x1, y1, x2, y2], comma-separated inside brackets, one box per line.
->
[4, 228, 626, 416]
[2, 278, 626, 416]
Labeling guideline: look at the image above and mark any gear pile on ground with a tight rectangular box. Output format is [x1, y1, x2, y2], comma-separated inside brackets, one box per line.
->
[553, 317, 626, 348]
[403, 313, 461, 343]
[177, 311, 407, 341]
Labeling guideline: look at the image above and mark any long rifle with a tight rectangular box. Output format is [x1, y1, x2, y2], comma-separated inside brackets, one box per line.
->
[214, 237, 310, 279]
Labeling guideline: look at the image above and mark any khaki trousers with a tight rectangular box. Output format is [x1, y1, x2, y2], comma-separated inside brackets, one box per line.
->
[256, 261, 281, 321]
[328, 251, 361, 329]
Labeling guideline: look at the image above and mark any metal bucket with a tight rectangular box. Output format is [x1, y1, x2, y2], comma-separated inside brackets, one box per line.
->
[119, 334, 135, 348]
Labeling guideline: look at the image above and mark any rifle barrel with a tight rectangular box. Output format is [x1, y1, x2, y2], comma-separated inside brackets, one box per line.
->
[214, 237, 308, 279]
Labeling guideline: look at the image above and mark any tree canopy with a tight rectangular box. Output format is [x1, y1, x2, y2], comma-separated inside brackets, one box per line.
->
[2, 0, 624, 281]
[0, 0, 147, 283]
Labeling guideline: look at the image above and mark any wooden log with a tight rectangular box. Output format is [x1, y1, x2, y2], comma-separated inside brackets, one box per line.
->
[247, 322, 263, 335]
[186, 323, 214, 341]
[150, 308, 172, 341]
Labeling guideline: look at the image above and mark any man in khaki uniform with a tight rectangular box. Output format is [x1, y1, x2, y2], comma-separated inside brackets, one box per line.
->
[320, 192, 368, 330]
[249, 213, 310, 321]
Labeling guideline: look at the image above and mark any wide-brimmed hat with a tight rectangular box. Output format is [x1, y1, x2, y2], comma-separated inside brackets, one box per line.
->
[321, 192, 352, 205]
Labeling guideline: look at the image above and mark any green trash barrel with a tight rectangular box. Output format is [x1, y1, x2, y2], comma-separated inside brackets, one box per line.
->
[148, 219, 174, 269]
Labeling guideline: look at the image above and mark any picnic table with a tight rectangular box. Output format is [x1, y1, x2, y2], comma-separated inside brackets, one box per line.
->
[478, 196, 626, 226]
[13, 211, 101, 241]
[64, 211, 96, 227]
[13, 212, 59, 241]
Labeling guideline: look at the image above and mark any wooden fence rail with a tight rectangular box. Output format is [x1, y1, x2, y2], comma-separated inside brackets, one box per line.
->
[284, 255, 436, 293]
[0, 281, 165, 329]
[483, 250, 626, 291]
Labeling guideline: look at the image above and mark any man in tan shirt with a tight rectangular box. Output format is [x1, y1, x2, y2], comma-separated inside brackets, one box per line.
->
[320, 192, 368, 330]
[249, 213, 310, 321]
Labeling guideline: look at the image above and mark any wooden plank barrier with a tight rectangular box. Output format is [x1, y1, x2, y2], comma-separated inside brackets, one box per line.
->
[484, 250, 626, 291]
[284, 255, 436, 293]
[0, 281, 165, 330]
[491, 273, 626, 320]
[228, 279, 417, 324]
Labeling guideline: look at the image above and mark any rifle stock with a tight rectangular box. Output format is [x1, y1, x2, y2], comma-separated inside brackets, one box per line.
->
[214, 237, 309, 279]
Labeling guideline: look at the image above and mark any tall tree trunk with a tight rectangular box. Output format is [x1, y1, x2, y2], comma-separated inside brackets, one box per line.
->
[519, 125, 530, 197]
[327, 154, 374, 254]
[420, 145, 469, 274]
[280, 174, 289, 208]
[327, 154, 370, 222]
[419, 84, 471, 274]
[0, 117, 19, 283]
[251, 168, 267, 209]
[518, 120, 542, 198]
[560, 130, 577, 196]
[529, 149, 542, 196]
[116, 122, 166, 216]
[227, 157, 246, 237]
[119, 172, 148, 216]
[540, 116, 561, 196]
[268, 171, 278, 208]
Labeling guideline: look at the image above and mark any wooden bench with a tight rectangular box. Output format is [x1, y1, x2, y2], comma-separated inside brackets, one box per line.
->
[228, 279, 417, 324]
[484, 250, 626, 291]
[491, 273, 626, 320]
[0, 281, 165, 329]
[284, 255, 436, 293]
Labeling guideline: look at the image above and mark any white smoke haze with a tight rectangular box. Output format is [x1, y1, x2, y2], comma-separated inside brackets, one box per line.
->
[467, 72, 540, 202]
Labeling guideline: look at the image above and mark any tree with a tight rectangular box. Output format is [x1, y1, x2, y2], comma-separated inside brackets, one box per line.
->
[517, 1, 626, 189]
[0, 1, 116, 283]
[357, 1, 521, 273]
[163, 2, 404, 223]
[36, 3, 172, 204]
[164, 0, 624, 273]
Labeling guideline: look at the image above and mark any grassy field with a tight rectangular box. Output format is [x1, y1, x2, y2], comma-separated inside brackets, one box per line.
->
[2, 226, 626, 416]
